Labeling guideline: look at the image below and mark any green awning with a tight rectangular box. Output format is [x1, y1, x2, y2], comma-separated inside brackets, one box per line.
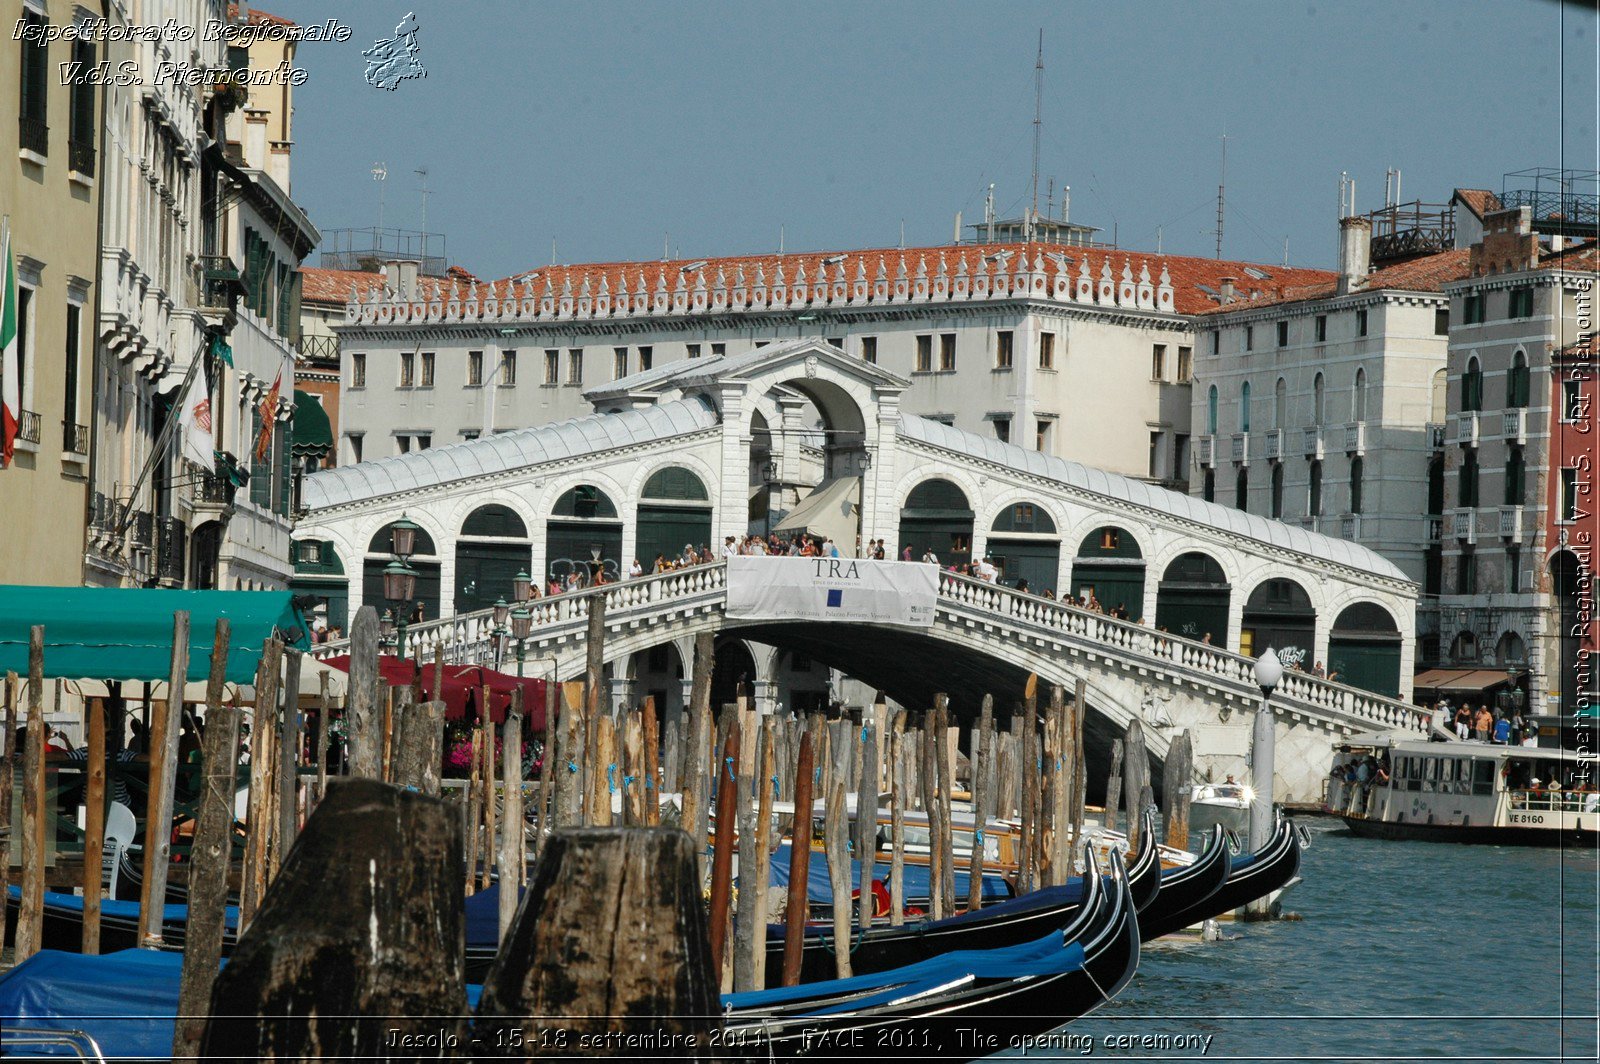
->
[0, 586, 311, 685]
[291, 389, 333, 458]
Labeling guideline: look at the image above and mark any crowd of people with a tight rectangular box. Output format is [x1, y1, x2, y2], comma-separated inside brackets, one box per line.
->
[1436, 699, 1535, 746]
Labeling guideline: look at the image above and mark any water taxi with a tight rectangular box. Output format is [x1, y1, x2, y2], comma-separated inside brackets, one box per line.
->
[1325, 731, 1597, 847]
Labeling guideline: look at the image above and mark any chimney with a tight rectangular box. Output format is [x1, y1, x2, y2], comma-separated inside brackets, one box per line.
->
[1219, 276, 1237, 304]
[398, 260, 420, 300]
[1337, 216, 1372, 295]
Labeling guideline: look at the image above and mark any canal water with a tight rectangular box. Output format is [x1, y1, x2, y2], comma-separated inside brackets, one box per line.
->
[1047, 817, 1598, 1062]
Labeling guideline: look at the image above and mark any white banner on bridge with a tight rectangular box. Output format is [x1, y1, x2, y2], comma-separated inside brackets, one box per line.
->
[725, 557, 938, 627]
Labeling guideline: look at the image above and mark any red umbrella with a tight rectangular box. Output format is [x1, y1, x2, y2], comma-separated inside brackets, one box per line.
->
[323, 655, 549, 730]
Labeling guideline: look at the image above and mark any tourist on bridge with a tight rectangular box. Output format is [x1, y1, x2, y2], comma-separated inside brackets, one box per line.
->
[629, 558, 643, 579]
[1452, 703, 1471, 739]
[1473, 706, 1492, 742]
[922, 547, 938, 564]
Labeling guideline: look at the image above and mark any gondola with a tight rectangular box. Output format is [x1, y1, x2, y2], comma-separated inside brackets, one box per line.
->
[0, 850, 1139, 1062]
[1163, 815, 1302, 927]
[1134, 822, 1232, 941]
[4, 884, 239, 955]
[745, 810, 1159, 989]
[718, 844, 1142, 1058]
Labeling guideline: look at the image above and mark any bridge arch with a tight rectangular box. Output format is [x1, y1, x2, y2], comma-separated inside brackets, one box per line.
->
[1069, 525, 1146, 619]
[1239, 576, 1316, 666]
[982, 496, 1063, 593]
[454, 503, 533, 614]
[1154, 550, 1232, 647]
[631, 464, 715, 572]
[545, 483, 624, 589]
[363, 518, 443, 623]
[1328, 601, 1402, 696]
[899, 477, 976, 570]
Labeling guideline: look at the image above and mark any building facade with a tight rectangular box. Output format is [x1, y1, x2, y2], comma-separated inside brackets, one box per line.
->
[1432, 205, 1598, 714]
[1, 0, 104, 586]
[319, 247, 1335, 490]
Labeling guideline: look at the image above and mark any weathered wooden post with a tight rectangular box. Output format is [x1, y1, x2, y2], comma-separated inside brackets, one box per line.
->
[855, 718, 879, 934]
[966, 695, 992, 912]
[781, 731, 815, 987]
[138, 612, 188, 946]
[240, 639, 283, 931]
[582, 594, 607, 822]
[1163, 728, 1194, 851]
[172, 620, 239, 1060]
[13, 629, 47, 963]
[1105, 738, 1125, 832]
[746, 718, 777, 988]
[1017, 678, 1037, 893]
[199, 779, 467, 1060]
[80, 696, 106, 954]
[642, 695, 661, 827]
[499, 690, 524, 944]
[932, 695, 956, 917]
[824, 779, 852, 979]
[314, 671, 330, 806]
[480, 685, 497, 892]
[345, 606, 382, 778]
[476, 827, 721, 1058]
[918, 711, 940, 919]
[277, 648, 302, 851]
[888, 711, 907, 927]
[1069, 678, 1087, 853]
[622, 710, 646, 826]
[590, 714, 616, 829]
[1123, 718, 1148, 856]
[533, 666, 559, 857]
[706, 721, 740, 990]
[681, 634, 715, 868]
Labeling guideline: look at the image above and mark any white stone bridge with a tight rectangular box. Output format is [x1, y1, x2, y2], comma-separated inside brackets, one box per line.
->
[311, 560, 1425, 804]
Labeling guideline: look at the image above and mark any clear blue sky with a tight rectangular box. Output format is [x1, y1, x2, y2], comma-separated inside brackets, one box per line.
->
[263, 0, 1598, 279]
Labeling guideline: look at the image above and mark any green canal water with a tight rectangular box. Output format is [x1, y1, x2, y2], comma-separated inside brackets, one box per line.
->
[1047, 817, 1599, 1063]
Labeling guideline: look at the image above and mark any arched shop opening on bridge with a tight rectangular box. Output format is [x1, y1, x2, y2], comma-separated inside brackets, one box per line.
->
[627, 642, 687, 722]
[1328, 602, 1402, 697]
[546, 485, 623, 586]
[1240, 578, 1316, 664]
[1070, 526, 1145, 618]
[1155, 551, 1231, 647]
[363, 520, 442, 622]
[454, 504, 532, 614]
[711, 638, 758, 711]
[900, 479, 973, 569]
[635, 467, 714, 570]
[290, 539, 348, 632]
[986, 502, 1060, 592]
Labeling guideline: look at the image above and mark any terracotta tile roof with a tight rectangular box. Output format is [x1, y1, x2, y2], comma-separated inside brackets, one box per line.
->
[1555, 331, 1599, 361]
[1195, 248, 1471, 315]
[300, 266, 384, 305]
[1454, 189, 1502, 220]
[459, 244, 1334, 318]
[228, 4, 296, 26]
[1538, 241, 1600, 272]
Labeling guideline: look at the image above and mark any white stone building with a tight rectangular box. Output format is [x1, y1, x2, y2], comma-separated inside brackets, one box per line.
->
[315, 245, 1336, 491]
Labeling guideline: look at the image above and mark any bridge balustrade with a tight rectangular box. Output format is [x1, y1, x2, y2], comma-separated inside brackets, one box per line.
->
[314, 560, 1424, 736]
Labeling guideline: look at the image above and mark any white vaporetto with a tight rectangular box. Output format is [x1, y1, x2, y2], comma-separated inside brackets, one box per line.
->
[725, 557, 938, 627]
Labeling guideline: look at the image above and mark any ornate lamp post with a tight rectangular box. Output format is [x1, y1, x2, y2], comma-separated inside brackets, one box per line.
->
[512, 569, 533, 604]
[382, 559, 418, 660]
[762, 459, 779, 537]
[1249, 647, 1284, 859]
[511, 606, 533, 676]
[491, 596, 510, 671]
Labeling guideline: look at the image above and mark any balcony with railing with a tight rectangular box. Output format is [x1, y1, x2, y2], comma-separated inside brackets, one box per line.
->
[1451, 411, 1479, 448]
[1340, 514, 1360, 540]
[1345, 421, 1366, 456]
[67, 138, 95, 177]
[156, 517, 186, 583]
[1447, 508, 1478, 545]
[1196, 434, 1215, 467]
[199, 254, 243, 311]
[18, 116, 47, 157]
[1499, 506, 1524, 543]
[1302, 426, 1324, 460]
[297, 334, 340, 363]
[16, 410, 41, 445]
[1231, 432, 1249, 465]
[1503, 408, 1527, 445]
[1263, 428, 1283, 462]
[1427, 423, 1445, 450]
[1427, 516, 1443, 541]
[62, 421, 87, 455]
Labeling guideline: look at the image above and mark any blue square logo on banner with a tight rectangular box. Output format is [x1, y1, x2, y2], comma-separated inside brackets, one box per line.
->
[826, 588, 844, 608]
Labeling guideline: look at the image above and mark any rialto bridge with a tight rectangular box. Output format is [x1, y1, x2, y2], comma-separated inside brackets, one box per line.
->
[295, 339, 1425, 802]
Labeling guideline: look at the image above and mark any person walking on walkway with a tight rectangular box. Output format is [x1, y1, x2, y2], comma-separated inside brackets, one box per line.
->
[1473, 705, 1492, 742]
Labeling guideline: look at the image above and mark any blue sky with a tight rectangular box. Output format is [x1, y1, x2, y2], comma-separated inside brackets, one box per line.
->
[264, 0, 1598, 279]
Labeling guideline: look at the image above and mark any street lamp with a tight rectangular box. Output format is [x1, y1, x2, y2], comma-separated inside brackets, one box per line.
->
[389, 513, 421, 560]
[761, 459, 779, 537]
[512, 569, 533, 603]
[511, 606, 533, 676]
[491, 596, 511, 671]
[857, 448, 872, 556]
[1249, 647, 1284, 865]
[382, 558, 418, 660]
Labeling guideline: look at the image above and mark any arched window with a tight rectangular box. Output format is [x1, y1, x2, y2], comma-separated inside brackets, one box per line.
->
[1274, 377, 1288, 430]
[1313, 372, 1326, 426]
[1459, 449, 1479, 507]
[1270, 463, 1285, 518]
[1353, 366, 1368, 422]
[1308, 459, 1323, 517]
[1235, 467, 1249, 511]
[1350, 457, 1364, 514]
[1240, 381, 1252, 433]
[1207, 384, 1219, 435]
[1463, 356, 1483, 412]
[1430, 368, 1448, 423]
[1202, 468, 1215, 503]
[1508, 350, 1530, 408]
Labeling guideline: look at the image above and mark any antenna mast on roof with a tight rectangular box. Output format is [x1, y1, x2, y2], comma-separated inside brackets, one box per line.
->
[415, 167, 430, 263]
[1029, 29, 1043, 243]
[985, 183, 996, 243]
[371, 162, 387, 228]
[1215, 131, 1227, 259]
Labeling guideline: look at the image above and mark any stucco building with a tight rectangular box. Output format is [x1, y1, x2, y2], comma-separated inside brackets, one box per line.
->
[1, 0, 104, 586]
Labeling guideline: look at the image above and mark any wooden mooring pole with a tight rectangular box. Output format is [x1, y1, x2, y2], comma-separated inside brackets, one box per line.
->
[13, 628, 47, 964]
[781, 731, 815, 987]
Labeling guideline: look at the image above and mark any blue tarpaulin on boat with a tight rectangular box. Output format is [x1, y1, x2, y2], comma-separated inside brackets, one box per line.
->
[7, 883, 241, 930]
[762, 843, 1013, 905]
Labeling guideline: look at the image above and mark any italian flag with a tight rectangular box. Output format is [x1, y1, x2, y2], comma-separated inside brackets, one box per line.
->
[0, 223, 18, 468]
